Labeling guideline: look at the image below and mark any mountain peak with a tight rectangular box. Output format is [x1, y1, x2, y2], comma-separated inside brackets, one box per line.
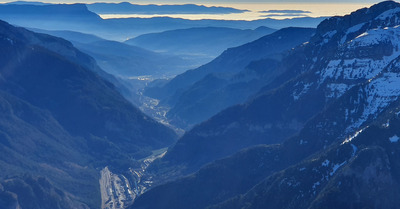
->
[318, 1, 400, 31]
[313, 1, 400, 44]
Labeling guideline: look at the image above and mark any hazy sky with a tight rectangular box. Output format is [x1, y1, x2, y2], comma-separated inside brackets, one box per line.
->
[3, 0, 382, 3]
[1, 0, 381, 20]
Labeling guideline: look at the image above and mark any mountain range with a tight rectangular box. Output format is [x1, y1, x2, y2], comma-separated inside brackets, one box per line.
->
[144, 27, 315, 129]
[0, 19, 177, 208]
[125, 26, 276, 65]
[86, 2, 248, 14]
[128, 1, 400, 209]
[2, 1, 400, 209]
[30, 28, 193, 78]
[0, 2, 325, 41]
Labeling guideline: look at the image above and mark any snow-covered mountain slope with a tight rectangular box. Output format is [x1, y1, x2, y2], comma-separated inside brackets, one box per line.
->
[211, 104, 400, 209]
[130, 2, 400, 208]
[160, 0, 400, 176]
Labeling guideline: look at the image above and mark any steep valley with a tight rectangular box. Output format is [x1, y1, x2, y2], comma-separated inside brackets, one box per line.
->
[3, 1, 400, 209]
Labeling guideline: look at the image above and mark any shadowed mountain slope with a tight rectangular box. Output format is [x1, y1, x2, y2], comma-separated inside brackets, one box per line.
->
[0, 19, 178, 208]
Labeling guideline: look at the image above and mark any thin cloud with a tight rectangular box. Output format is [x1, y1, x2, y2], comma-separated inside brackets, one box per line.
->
[261, 13, 310, 17]
[260, 10, 311, 14]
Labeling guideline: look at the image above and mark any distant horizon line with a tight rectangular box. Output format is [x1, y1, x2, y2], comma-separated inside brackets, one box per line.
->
[0, 0, 381, 5]
[0, 0, 377, 21]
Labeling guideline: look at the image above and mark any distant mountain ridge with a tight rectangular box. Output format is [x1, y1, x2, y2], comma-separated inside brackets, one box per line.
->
[30, 28, 195, 78]
[126, 26, 276, 65]
[30, 28, 104, 44]
[5, 1, 50, 5]
[0, 2, 325, 41]
[145, 27, 315, 129]
[0, 3, 100, 20]
[87, 2, 248, 14]
[76, 39, 193, 77]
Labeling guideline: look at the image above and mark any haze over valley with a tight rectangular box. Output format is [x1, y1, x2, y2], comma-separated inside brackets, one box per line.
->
[1, 1, 400, 209]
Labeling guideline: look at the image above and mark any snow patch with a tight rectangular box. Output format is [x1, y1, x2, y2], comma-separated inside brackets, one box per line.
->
[389, 135, 400, 143]
[326, 83, 351, 99]
[320, 26, 400, 86]
[292, 82, 312, 101]
[347, 23, 365, 34]
[341, 23, 365, 44]
[322, 159, 330, 167]
[383, 120, 390, 128]
[348, 72, 400, 131]
[299, 139, 308, 145]
[312, 181, 320, 190]
[324, 30, 337, 38]
[351, 144, 358, 157]
[330, 161, 347, 176]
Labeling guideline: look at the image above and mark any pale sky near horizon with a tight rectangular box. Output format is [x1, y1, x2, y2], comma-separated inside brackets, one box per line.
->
[0, 0, 384, 20]
[2, 0, 382, 3]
